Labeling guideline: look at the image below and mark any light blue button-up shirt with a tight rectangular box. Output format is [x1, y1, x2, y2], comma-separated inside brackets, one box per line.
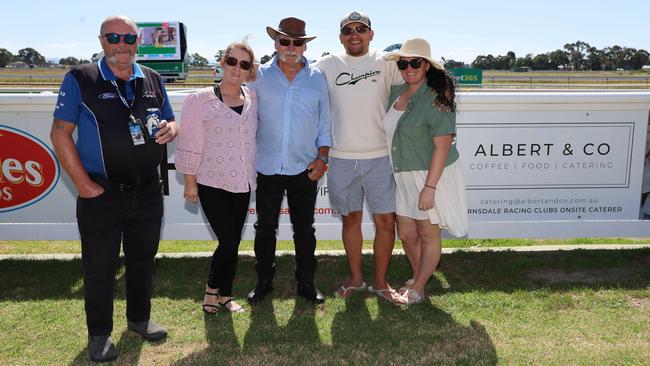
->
[249, 56, 332, 176]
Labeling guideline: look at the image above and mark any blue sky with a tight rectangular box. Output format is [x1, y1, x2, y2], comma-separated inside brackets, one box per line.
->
[3, 0, 649, 63]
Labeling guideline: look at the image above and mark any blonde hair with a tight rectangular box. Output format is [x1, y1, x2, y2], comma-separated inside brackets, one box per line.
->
[224, 38, 257, 81]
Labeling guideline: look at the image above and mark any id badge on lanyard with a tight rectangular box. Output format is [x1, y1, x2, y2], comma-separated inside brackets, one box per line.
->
[128, 115, 146, 145]
[112, 79, 146, 146]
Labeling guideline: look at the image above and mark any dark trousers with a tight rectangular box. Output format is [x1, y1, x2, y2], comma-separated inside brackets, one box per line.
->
[198, 184, 250, 296]
[77, 178, 163, 336]
[254, 170, 318, 286]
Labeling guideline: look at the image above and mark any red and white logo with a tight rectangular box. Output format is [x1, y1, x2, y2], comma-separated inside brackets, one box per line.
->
[0, 125, 60, 212]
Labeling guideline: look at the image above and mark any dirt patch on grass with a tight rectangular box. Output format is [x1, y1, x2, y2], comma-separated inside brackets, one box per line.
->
[0, 242, 17, 251]
[527, 268, 633, 284]
[627, 296, 650, 308]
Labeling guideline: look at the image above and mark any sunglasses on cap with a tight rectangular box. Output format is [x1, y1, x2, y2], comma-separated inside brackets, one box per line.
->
[102, 33, 138, 45]
[278, 38, 306, 47]
[396, 58, 424, 70]
[225, 56, 253, 70]
[340, 25, 369, 36]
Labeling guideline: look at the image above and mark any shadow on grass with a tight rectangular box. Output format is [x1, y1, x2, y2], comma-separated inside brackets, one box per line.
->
[172, 299, 326, 365]
[169, 309, 239, 365]
[1, 249, 649, 302]
[168, 282, 496, 365]
[2, 249, 647, 364]
[330, 296, 497, 365]
[434, 248, 650, 294]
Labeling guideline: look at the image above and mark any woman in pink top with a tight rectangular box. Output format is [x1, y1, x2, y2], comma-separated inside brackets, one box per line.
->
[175, 42, 257, 313]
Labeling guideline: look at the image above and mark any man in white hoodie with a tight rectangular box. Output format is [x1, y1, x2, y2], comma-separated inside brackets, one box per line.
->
[315, 11, 404, 300]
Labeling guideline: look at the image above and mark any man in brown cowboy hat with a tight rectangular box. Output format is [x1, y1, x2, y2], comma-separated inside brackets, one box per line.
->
[247, 17, 332, 305]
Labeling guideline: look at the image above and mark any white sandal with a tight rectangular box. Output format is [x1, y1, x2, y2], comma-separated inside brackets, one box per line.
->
[396, 288, 424, 305]
[398, 278, 414, 295]
[368, 285, 399, 304]
[335, 281, 367, 298]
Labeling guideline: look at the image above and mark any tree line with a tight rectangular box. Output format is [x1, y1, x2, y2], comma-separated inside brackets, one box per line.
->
[0, 47, 229, 69]
[462, 41, 649, 71]
[0, 47, 90, 67]
[3, 41, 648, 71]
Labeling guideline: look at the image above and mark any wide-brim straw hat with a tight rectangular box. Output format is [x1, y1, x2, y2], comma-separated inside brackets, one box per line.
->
[385, 38, 445, 71]
[266, 17, 316, 42]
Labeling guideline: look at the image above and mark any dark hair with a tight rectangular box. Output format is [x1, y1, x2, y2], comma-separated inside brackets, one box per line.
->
[426, 66, 457, 112]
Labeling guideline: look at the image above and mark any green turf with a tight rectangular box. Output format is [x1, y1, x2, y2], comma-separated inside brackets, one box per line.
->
[1, 249, 649, 365]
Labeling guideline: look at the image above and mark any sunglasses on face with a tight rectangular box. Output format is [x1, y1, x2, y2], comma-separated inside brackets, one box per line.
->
[340, 25, 369, 36]
[225, 56, 253, 70]
[278, 38, 305, 47]
[102, 33, 138, 45]
[396, 58, 424, 70]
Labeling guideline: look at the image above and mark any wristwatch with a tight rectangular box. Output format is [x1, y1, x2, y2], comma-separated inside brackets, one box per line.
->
[317, 154, 329, 164]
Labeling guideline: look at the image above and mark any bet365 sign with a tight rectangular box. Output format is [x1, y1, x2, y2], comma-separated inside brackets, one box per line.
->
[451, 68, 483, 85]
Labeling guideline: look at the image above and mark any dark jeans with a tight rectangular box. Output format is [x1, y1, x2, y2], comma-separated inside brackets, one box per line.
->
[198, 184, 250, 296]
[77, 177, 163, 336]
[254, 170, 318, 286]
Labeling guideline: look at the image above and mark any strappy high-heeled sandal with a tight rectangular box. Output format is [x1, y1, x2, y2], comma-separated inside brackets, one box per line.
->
[203, 289, 220, 314]
[218, 298, 246, 313]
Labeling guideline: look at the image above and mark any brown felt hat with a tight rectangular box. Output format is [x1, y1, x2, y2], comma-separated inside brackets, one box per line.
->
[266, 17, 316, 42]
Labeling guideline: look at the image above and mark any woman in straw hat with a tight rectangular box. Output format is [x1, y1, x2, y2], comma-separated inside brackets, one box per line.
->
[383, 38, 468, 305]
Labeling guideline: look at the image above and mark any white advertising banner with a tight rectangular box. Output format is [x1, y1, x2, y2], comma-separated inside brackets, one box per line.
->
[1, 91, 649, 240]
[464, 123, 633, 189]
[461, 122, 636, 221]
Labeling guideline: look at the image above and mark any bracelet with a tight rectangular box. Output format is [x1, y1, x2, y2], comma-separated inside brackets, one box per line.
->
[424, 184, 436, 189]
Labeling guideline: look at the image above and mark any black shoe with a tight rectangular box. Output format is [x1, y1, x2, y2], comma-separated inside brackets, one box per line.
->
[247, 282, 273, 305]
[88, 335, 117, 363]
[297, 284, 325, 304]
[127, 320, 167, 341]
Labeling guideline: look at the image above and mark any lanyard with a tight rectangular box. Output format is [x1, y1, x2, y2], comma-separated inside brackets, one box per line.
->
[110, 78, 137, 115]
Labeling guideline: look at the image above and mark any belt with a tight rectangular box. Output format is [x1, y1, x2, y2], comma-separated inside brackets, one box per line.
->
[91, 175, 159, 192]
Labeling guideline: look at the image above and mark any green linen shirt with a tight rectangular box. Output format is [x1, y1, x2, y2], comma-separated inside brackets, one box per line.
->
[388, 82, 459, 172]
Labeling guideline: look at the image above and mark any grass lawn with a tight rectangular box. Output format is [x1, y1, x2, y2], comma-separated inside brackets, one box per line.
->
[1, 248, 649, 365]
[1, 237, 649, 255]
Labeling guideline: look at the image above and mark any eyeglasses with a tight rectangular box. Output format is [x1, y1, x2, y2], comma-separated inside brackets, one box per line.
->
[340, 25, 369, 36]
[396, 58, 423, 70]
[102, 33, 138, 45]
[278, 38, 305, 47]
[225, 56, 253, 70]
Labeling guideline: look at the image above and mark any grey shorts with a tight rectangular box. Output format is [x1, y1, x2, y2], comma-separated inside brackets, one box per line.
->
[327, 156, 396, 216]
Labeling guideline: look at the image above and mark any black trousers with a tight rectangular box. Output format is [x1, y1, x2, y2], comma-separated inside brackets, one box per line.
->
[77, 178, 163, 336]
[198, 184, 250, 296]
[253, 170, 318, 286]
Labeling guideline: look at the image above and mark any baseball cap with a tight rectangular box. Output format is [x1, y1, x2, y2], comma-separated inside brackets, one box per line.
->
[340, 11, 371, 29]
